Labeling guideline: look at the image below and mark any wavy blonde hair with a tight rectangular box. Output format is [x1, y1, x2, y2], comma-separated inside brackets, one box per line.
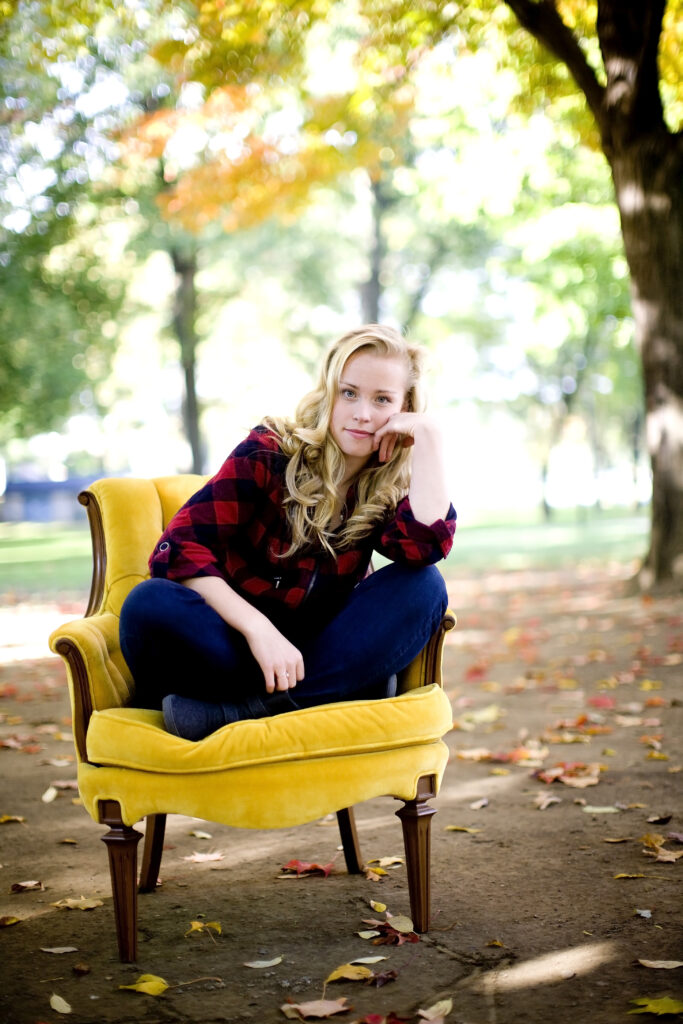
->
[264, 324, 426, 557]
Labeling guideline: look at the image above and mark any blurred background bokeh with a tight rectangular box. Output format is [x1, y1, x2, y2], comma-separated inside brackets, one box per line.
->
[4, 0, 680, 596]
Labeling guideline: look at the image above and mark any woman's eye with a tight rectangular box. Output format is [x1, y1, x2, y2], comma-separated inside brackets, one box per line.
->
[342, 388, 356, 399]
[376, 395, 390, 404]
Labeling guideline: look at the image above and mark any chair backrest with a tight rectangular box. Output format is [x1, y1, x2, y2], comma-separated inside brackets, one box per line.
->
[81, 475, 207, 617]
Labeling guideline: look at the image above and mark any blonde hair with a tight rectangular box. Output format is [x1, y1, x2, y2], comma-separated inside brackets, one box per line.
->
[264, 324, 426, 557]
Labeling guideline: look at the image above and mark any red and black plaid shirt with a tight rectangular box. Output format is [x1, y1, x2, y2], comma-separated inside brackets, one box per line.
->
[149, 426, 456, 615]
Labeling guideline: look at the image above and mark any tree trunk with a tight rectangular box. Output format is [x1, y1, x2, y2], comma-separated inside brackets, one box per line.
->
[610, 138, 683, 587]
[360, 178, 390, 323]
[170, 245, 204, 475]
[505, 0, 683, 587]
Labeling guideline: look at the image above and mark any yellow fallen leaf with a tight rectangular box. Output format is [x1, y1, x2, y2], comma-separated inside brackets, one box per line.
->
[358, 930, 381, 939]
[0, 815, 25, 824]
[51, 897, 103, 911]
[386, 914, 414, 933]
[444, 826, 482, 833]
[184, 920, 221, 937]
[629, 996, 683, 1015]
[189, 830, 212, 839]
[325, 963, 374, 983]
[369, 900, 386, 912]
[119, 973, 169, 996]
[614, 874, 646, 879]
[637, 959, 683, 969]
[490, 767, 510, 776]
[0, 916, 20, 927]
[367, 856, 403, 868]
[487, 939, 505, 947]
[49, 994, 72, 1014]
[639, 680, 662, 691]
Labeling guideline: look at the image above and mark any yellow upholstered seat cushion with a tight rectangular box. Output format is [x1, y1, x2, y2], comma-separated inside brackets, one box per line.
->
[86, 684, 453, 774]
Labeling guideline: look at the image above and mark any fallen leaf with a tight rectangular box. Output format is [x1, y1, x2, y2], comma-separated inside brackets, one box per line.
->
[280, 859, 335, 878]
[635, 909, 652, 918]
[184, 920, 222, 938]
[189, 829, 212, 839]
[637, 959, 683, 969]
[628, 996, 683, 1015]
[0, 916, 20, 927]
[583, 806, 620, 814]
[534, 794, 561, 811]
[384, 914, 414, 933]
[10, 879, 44, 892]
[280, 996, 350, 1019]
[469, 798, 489, 810]
[183, 851, 224, 863]
[0, 815, 25, 825]
[72, 962, 91, 976]
[614, 874, 646, 879]
[444, 825, 483, 832]
[367, 969, 398, 987]
[51, 897, 103, 911]
[349, 956, 387, 965]
[367, 857, 403, 868]
[119, 973, 169, 996]
[369, 900, 386, 912]
[363, 867, 386, 881]
[41, 946, 78, 954]
[603, 837, 632, 843]
[244, 956, 283, 968]
[357, 930, 381, 940]
[418, 998, 453, 1020]
[41, 786, 58, 803]
[325, 963, 374, 984]
[49, 994, 72, 1014]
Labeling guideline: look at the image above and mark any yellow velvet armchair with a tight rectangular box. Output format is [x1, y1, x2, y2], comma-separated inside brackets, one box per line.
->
[49, 476, 455, 962]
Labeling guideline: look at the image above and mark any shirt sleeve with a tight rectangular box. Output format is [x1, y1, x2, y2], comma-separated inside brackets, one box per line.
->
[148, 430, 278, 582]
[374, 496, 456, 565]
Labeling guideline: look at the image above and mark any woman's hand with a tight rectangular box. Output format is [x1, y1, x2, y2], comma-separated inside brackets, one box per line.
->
[373, 412, 430, 463]
[374, 413, 451, 526]
[244, 620, 305, 694]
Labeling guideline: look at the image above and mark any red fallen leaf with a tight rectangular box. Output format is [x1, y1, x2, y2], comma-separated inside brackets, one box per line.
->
[281, 996, 350, 1018]
[0, 685, 19, 699]
[361, 919, 419, 947]
[281, 859, 335, 878]
[464, 659, 490, 681]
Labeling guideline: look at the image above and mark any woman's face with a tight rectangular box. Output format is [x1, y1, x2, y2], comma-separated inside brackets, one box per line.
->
[329, 350, 408, 477]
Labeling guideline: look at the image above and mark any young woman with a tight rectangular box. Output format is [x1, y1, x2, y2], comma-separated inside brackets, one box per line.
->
[119, 324, 456, 740]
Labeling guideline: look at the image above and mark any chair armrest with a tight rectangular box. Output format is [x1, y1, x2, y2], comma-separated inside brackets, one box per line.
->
[397, 609, 456, 693]
[49, 613, 133, 763]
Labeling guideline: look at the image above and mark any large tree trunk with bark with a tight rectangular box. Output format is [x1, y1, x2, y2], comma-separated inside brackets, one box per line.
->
[506, 0, 683, 587]
[610, 139, 683, 586]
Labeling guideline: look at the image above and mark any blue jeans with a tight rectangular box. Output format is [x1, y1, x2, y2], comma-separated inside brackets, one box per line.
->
[119, 562, 448, 710]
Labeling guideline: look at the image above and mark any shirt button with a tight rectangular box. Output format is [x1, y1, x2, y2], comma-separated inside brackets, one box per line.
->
[159, 542, 170, 551]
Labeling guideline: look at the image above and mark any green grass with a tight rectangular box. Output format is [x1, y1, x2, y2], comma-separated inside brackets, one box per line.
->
[0, 522, 93, 598]
[442, 510, 649, 575]
[0, 510, 650, 600]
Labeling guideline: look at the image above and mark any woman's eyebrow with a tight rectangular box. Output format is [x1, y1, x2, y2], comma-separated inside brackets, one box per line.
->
[339, 379, 400, 395]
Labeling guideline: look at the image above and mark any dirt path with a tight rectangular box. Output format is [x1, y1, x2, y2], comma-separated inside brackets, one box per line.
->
[0, 565, 681, 1024]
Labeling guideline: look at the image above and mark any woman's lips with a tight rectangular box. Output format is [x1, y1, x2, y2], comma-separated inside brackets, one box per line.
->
[346, 429, 372, 438]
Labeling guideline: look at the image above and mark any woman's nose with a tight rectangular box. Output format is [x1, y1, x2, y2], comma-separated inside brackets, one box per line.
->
[353, 402, 371, 422]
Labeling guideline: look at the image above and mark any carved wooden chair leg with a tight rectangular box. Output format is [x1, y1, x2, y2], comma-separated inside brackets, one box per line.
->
[138, 814, 167, 893]
[99, 800, 142, 963]
[395, 775, 437, 933]
[336, 807, 364, 874]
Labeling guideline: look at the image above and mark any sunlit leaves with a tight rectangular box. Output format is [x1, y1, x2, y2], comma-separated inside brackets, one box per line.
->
[628, 996, 683, 1015]
[119, 973, 169, 996]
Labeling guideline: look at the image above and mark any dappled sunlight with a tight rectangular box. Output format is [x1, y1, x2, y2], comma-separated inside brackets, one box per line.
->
[465, 940, 618, 992]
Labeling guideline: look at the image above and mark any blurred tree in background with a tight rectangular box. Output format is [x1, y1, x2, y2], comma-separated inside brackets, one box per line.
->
[1, 1, 680, 586]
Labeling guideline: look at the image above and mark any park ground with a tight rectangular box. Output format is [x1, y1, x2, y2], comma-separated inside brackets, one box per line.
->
[0, 514, 681, 1024]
